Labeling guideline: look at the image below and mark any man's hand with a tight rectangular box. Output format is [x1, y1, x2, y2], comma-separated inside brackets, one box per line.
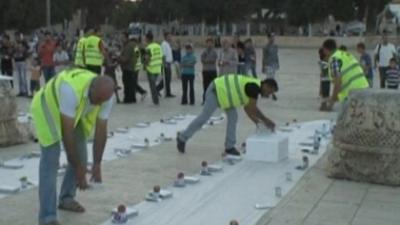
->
[264, 119, 276, 132]
[90, 164, 102, 183]
[76, 165, 88, 190]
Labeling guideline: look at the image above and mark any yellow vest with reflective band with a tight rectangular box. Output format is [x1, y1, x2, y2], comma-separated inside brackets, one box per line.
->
[84, 35, 104, 66]
[30, 68, 101, 147]
[328, 50, 369, 102]
[146, 42, 163, 74]
[74, 37, 86, 67]
[214, 74, 261, 109]
[134, 46, 142, 71]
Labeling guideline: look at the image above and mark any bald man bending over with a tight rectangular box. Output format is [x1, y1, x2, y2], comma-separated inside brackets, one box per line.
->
[31, 68, 115, 225]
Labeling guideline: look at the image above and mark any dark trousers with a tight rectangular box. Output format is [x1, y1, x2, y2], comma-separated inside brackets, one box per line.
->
[42, 66, 55, 83]
[133, 70, 147, 95]
[86, 65, 102, 75]
[181, 75, 195, 105]
[157, 63, 173, 96]
[30, 80, 40, 95]
[147, 73, 160, 105]
[202, 71, 217, 103]
[379, 67, 389, 89]
[122, 70, 136, 103]
[1, 59, 13, 87]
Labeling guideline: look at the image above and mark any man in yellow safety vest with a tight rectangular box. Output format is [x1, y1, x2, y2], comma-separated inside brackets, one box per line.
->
[74, 27, 92, 67]
[144, 32, 163, 105]
[177, 74, 278, 156]
[83, 27, 107, 74]
[31, 68, 115, 225]
[322, 39, 369, 110]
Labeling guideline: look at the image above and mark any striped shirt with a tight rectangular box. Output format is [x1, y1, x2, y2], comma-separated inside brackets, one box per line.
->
[386, 68, 400, 88]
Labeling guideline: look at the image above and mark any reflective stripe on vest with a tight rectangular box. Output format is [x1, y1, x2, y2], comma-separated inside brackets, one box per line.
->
[146, 43, 163, 74]
[340, 73, 365, 92]
[215, 74, 261, 109]
[84, 36, 104, 66]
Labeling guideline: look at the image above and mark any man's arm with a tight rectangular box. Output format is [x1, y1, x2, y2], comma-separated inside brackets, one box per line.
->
[91, 118, 108, 183]
[61, 114, 88, 189]
[244, 99, 275, 131]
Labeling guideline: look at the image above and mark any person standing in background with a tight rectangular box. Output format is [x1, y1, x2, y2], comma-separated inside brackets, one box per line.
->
[201, 38, 218, 104]
[244, 39, 257, 77]
[318, 48, 331, 111]
[172, 39, 182, 80]
[83, 27, 107, 74]
[374, 32, 397, 89]
[104, 50, 121, 103]
[38, 32, 57, 82]
[262, 33, 280, 79]
[385, 58, 400, 90]
[218, 40, 238, 75]
[28, 57, 41, 97]
[357, 42, 374, 88]
[0, 34, 14, 87]
[14, 33, 29, 96]
[53, 45, 70, 74]
[132, 34, 147, 101]
[180, 44, 197, 105]
[158, 32, 175, 98]
[119, 32, 138, 104]
[237, 42, 246, 74]
[144, 32, 163, 105]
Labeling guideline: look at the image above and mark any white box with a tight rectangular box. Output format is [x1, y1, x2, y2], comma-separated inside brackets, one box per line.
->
[245, 133, 289, 162]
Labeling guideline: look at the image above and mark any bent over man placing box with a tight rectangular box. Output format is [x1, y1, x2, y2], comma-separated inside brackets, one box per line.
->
[31, 68, 115, 225]
[177, 74, 278, 156]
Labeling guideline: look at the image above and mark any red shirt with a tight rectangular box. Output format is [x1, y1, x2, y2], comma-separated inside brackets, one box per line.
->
[39, 40, 57, 67]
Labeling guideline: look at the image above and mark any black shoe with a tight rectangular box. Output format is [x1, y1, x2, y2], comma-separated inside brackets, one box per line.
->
[225, 148, 241, 156]
[166, 94, 176, 98]
[177, 137, 186, 154]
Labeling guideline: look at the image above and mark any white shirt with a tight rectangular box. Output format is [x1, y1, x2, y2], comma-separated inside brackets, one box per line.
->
[161, 40, 173, 63]
[53, 51, 69, 64]
[374, 43, 397, 67]
[59, 82, 114, 120]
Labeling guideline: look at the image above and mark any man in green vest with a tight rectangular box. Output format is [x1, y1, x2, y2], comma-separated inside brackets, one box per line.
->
[322, 39, 369, 110]
[74, 27, 92, 67]
[131, 34, 148, 100]
[31, 68, 115, 225]
[83, 27, 107, 74]
[177, 75, 278, 156]
[144, 32, 163, 105]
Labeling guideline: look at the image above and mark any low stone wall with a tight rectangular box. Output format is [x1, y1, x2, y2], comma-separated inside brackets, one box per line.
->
[327, 89, 400, 186]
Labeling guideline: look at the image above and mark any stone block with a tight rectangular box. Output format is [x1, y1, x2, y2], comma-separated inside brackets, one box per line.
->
[245, 133, 289, 162]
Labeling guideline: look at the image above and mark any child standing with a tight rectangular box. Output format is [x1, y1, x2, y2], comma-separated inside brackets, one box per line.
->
[357, 42, 374, 87]
[29, 58, 41, 97]
[386, 58, 400, 89]
[180, 44, 197, 105]
[318, 48, 330, 111]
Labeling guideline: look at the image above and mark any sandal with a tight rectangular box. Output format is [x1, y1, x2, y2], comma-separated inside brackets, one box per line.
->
[58, 200, 86, 213]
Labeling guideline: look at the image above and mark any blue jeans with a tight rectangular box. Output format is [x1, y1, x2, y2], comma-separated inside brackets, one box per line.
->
[244, 63, 257, 78]
[15, 61, 28, 94]
[38, 125, 87, 224]
[42, 66, 55, 83]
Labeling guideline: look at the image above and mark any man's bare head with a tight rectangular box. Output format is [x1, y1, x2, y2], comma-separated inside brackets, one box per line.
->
[89, 76, 115, 105]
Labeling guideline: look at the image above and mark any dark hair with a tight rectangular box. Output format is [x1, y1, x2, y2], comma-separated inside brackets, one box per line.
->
[390, 57, 397, 63]
[322, 39, 337, 51]
[146, 32, 154, 41]
[163, 31, 170, 38]
[339, 45, 347, 51]
[318, 48, 325, 61]
[262, 79, 279, 92]
[357, 42, 366, 50]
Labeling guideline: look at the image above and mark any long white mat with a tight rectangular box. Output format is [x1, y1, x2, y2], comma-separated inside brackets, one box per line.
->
[0, 114, 224, 199]
[100, 120, 332, 225]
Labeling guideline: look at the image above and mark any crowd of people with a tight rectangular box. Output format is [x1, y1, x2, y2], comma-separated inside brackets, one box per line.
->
[0, 29, 280, 106]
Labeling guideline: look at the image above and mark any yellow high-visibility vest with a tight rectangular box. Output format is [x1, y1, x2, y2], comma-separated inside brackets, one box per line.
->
[135, 46, 142, 72]
[30, 68, 100, 147]
[328, 50, 369, 102]
[145, 42, 163, 74]
[214, 74, 261, 109]
[84, 35, 104, 66]
[74, 37, 86, 67]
